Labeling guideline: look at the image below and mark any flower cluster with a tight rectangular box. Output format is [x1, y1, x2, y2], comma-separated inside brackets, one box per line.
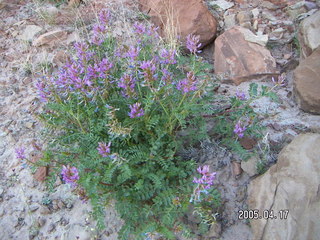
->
[118, 74, 136, 97]
[186, 34, 202, 54]
[272, 73, 286, 86]
[15, 147, 26, 160]
[190, 165, 216, 203]
[236, 90, 246, 101]
[128, 102, 144, 118]
[177, 71, 198, 93]
[91, 9, 110, 45]
[97, 142, 111, 157]
[234, 121, 246, 138]
[61, 165, 79, 187]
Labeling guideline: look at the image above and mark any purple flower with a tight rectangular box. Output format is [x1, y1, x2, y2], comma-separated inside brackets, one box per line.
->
[128, 102, 144, 118]
[36, 79, 51, 102]
[159, 49, 176, 65]
[99, 9, 110, 24]
[236, 91, 247, 100]
[186, 34, 202, 54]
[177, 72, 197, 93]
[126, 46, 140, 60]
[139, 60, 156, 71]
[15, 147, 26, 160]
[61, 165, 79, 187]
[234, 121, 246, 138]
[97, 142, 111, 157]
[118, 74, 136, 96]
[133, 22, 146, 34]
[191, 165, 217, 202]
[272, 73, 286, 86]
[161, 68, 172, 85]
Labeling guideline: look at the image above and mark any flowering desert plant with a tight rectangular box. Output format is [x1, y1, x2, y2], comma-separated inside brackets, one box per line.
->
[36, 10, 218, 239]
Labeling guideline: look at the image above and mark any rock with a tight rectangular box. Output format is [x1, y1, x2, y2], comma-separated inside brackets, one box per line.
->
[293, 47, 320, 114]
[208, 222, 221, 238]
[221, 223, 253, 239]
[68, 0, 81, 7]
[17, 25, 42, 42]
[214, 26, 277, 85]
[243, 29, 269, 46]
[209, 0, 234, 11]
[37, 217, 46, 227]
[286, 1, 307, 20]
[241, 156, 259, 177]
[47, 223, 56, 232]
[298, 10, 320, 59]
[33, 30, 68, 47]
[139, 0, 217, 48]
[261, 11, 277, 21]
[29, 204, 39, 212]
[239, 136, 257, 150]
[62, 224, 91, 240]
[39, 206, 51, 215]
[53, 50, 69, 68]
[251, 8, 260, 18]
[224, 14, 237, 29]
[231, 161, 242, 177]
[248, 133, 320, 240]
[261, 1, 281, 10]
[237, 10, 252, 25]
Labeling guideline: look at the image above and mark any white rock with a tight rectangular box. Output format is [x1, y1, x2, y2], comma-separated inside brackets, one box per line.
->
[241, 27, 268, 46]
[17, 25, 42, 41]
[209, 0, 234, 11]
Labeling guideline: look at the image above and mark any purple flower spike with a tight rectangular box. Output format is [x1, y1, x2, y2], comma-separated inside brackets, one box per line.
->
[186, 34, 202, 54]
[97, 142, 111, 157]
[99, 9, 111, 24]
[133, 22, 146, 34]
[191, 165, 217, 202]
[118, 74, 136, 96]
[61, 165, 79, 187]
[177, 72, 197, 93]
[126, 46, 140, 60]
[15, 147, 26, 160]
[159, 49, 176, 65]
[234, 121, 246, 138]
[128, 103, 144, 118]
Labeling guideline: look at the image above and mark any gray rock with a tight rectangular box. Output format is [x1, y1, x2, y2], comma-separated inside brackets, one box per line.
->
[237, 11, 252, 24]
[17, 25, 42, 42]
[224, 14, 236, 29]
[209, 0, 234, 10]
[248, 133, 320, 240]
[241, 156, 259, 177]
[29, 204, 39, 212]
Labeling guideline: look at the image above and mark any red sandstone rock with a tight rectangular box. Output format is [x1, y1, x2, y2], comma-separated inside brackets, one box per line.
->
[294, 47, 320, 114]
[214, 26, 278, 85]
[139, 0, 217, 48]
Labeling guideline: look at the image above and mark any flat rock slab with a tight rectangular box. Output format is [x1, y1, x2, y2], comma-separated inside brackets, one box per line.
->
[298, 10, 320, 59]
[33, 30, 68, 47]
[248, 133, 320, 240]
[139, 0, 217, 48]
[294, 47, 320, 114]
[214, 26, 278, 85]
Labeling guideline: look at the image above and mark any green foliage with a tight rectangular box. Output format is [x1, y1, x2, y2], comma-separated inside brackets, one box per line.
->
[211, 83, 277, 161]
[36, 16, 219, 239]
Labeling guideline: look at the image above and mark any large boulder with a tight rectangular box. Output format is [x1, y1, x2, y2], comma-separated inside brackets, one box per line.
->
[248, 133, 320, 240]
[139, 0, 217, 48]
[214, 26, 277, 85]
[298, 10, 320, 59]
[293, 47, 320, 114]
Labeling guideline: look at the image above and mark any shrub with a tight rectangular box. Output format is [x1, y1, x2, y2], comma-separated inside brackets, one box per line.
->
[36, 10, 218, 239]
